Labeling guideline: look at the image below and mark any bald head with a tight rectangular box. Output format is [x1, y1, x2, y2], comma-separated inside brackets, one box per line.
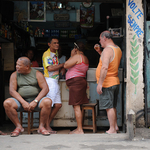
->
[18, 57, 31, 67]
[101, 31, 113, 39]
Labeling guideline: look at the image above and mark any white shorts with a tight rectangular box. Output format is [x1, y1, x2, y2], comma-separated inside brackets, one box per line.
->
[45, 77, 61, 107]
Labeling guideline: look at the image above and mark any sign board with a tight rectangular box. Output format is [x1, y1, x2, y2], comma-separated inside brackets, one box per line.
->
[55, 21, 70, 28]
[54, 14, 69, 21]
[2, 43, 14, 71]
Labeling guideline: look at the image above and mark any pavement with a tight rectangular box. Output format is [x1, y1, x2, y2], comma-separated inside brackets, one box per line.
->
[1, 126, 150, 150]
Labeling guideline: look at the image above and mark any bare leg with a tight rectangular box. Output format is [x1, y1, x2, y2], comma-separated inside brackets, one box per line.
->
[70, 105, 84, 134]
[39, 98, 52, 134]
[3, 98, 23, 130]
[114, 108, 119, 131]
[45, 103, 62, 132]
[106, 108, 117, 134]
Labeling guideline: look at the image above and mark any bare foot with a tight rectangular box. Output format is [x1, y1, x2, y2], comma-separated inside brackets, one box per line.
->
[0, 131, 7, 135]
[106, 130, 117, 134]
[69, 128, 77, 134]
[116, 126, 119, 131]
[69, 128, 84, 134]
[45, 126, 57, 134]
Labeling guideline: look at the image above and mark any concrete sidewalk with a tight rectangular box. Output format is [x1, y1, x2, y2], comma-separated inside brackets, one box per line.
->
[0, 128, 150, 150]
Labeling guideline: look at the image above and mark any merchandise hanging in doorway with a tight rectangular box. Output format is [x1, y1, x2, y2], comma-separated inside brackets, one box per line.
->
[80, 4, 95, 28]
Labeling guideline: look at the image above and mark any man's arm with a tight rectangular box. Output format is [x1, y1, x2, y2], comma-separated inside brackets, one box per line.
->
[34, 71, 49, 101]
[47, 63, 64, 72]
[60, 67, 66, 75]
[9, 72, 30, 111]
[97, 47, 113, 94]
[29, 70, 49, 110]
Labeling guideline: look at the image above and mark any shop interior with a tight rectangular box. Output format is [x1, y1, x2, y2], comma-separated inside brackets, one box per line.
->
[0, 0, 126, 133]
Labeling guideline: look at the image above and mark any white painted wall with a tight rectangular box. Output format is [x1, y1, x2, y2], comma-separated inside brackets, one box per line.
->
[126, 0, 145, 127]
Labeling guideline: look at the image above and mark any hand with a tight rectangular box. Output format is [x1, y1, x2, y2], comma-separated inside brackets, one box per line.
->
[60, 68, 66, 75]
[71, 48, 77, 57]
[94, 44, 101, 55]
[97, 84, 103, 95]
[61, 63, 64, 67]
[29, 101, 37, 111]
[22, 101, 30, 112]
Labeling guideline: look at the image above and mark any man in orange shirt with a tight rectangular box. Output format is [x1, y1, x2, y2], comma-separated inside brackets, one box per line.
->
[95, 31, 122, 134]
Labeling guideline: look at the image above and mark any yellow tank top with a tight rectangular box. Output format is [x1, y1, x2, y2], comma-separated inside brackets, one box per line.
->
[96, 45, 122, 88]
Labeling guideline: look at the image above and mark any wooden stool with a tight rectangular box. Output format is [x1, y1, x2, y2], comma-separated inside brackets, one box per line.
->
[20, 111, 40, 134]
[82, 103, 97, 133]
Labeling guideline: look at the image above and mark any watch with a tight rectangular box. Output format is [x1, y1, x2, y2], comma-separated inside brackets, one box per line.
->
[82, 2, 93, 8]
[34, 99, 38, 103]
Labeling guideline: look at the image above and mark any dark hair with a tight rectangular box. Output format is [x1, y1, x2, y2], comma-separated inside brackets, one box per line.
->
[27, 49, 34, 54]
[47, 36, 59, 43]
[101, 31, 113, 39]
[26, 48, 36, 61]
[75, 41, 85, 53]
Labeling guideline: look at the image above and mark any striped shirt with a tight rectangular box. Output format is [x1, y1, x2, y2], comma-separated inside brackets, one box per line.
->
[66, 55, 89, 80]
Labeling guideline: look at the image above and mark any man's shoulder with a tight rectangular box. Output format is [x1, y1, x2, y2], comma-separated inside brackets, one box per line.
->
[35, 69, 43, 77]
[103, 47, 113, 54]
[31, 68, 43, 77]
[10, 71, 17, 79]
[12, 71, 17, 75]
[31, 67, 37, 72]
[43, 49, 50, 57]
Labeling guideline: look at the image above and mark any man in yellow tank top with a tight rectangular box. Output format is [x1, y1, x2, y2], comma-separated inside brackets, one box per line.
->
[95, 31, 122, 134]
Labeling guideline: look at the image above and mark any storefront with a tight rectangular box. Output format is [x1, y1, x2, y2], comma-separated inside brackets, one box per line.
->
[0, 0, 148, 132]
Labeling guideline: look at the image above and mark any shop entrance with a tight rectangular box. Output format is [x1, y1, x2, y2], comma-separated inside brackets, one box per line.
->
[0, 0, 126, 132]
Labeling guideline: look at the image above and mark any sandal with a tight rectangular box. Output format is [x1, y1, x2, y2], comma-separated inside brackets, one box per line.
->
[10, 127, 24, 137]
[49, 130, 57, 134]
[37, 127, 50, 136]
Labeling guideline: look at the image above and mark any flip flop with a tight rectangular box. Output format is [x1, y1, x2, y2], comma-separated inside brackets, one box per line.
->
[49, 130, 57, 134]
[10, 127, 24, 137]
[37, 127, 50, 136]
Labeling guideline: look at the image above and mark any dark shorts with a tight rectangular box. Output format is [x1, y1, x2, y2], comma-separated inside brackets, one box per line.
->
[11, 97, 46, 112]
[99, 85, 119, 110]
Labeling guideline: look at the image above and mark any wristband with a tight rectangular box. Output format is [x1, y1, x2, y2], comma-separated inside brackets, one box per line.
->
[34, 99, 38, 103]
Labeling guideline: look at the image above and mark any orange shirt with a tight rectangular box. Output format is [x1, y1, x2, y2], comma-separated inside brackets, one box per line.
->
[96, 45, 122, 88]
